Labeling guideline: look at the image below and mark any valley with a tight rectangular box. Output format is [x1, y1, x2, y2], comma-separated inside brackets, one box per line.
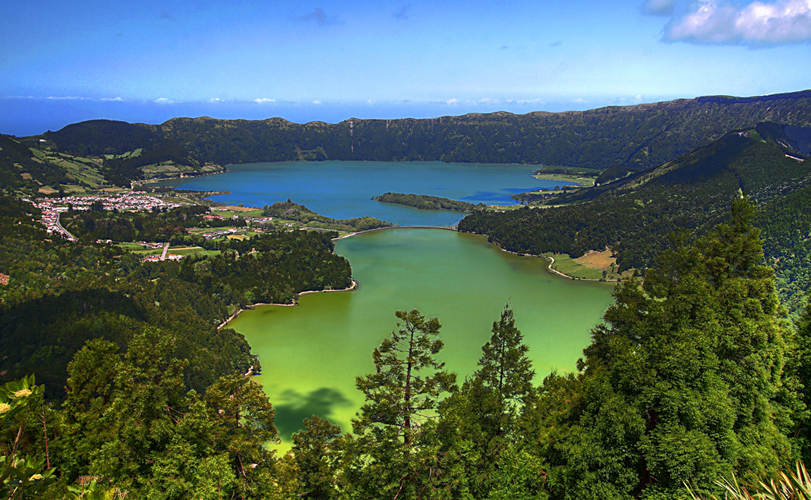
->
[2, 91, 811, 499]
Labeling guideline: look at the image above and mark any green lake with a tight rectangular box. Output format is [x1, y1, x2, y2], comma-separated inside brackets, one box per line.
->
[229, 228, 615, 448]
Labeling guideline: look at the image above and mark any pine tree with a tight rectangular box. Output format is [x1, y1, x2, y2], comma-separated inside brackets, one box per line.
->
[350, 309, 456, 499]
[474, 306, 535, 436]
[292, 416, 342, 499]
[547, 199, 796, 499]
[437, 306, 537, 499]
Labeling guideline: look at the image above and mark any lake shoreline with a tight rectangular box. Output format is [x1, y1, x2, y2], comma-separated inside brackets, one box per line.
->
[217, 279, 359, 330]
[336, 226, 617, 283]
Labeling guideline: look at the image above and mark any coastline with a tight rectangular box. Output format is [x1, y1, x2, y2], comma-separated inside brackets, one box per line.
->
[487, 242, 619, 283]
[217, 279, 359, 330]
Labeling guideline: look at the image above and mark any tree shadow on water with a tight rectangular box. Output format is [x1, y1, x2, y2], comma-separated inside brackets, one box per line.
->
[273, 387, 352, 441]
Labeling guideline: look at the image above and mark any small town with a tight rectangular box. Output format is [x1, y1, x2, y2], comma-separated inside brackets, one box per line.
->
[26, 192, 183, 241]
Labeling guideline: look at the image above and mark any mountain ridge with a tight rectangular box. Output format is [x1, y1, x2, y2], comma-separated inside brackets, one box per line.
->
[25, 89, 811, 175]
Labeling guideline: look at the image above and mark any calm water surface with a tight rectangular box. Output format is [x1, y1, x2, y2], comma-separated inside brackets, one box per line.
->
[229, 229, 614, 447]
[157, 161, 574, 226]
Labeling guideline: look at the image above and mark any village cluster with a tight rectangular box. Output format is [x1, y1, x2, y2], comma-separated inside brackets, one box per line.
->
[26, 192, 181, 241]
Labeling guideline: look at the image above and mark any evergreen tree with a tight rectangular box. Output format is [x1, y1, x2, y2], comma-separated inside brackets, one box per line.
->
[793, 299, 811, 462]
[291, 416, 342, 499]
[437, 306, 537, 499]
[350, 309, 456, 499]
[474, 306, 535, 436]
[545, 199, 795, 499]
[59, 329, 284, 499]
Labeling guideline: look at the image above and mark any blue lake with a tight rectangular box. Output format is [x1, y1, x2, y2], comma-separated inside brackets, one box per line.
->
[155, 161, 574, 226]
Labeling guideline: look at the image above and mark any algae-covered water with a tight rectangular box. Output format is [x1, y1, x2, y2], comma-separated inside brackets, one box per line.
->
[229, 228, 614, 446]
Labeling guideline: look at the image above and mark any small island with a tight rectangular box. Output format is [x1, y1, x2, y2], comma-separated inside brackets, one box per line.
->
[262, 199, 392, 232]
[372, 192, 486, 212]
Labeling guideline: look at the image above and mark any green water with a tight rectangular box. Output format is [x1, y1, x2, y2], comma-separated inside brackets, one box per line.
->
[230, 228, 614, 447]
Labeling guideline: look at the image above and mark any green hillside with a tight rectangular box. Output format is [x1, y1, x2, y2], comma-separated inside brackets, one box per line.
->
[22, 90, 811, 173]
[459, 122, 811, 317]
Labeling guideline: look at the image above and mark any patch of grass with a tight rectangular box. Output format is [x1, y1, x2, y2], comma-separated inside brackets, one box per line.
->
[212, 206, 263, 217]
[169, 246, 221, 257]
[546, 253, 604, 280]
[573, 248, 635, 280]
[533, 173, 596, 187]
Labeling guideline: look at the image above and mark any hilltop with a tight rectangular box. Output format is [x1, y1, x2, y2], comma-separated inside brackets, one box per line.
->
[7, 90, 810, 190]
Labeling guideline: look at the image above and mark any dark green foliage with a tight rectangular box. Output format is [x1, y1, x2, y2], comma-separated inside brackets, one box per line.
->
[185, 230, 353, 306]
[794, 302, 811, 464]
[33, 120, 214, 186]
[350, 310, 457, 499]
[291, 416, 343, 499]
[536, 200, 796, 499]
[262, 199, 392, 232]
[437, 307, 537, 499]
[40, 120, 167, 156]
[0, 199, 351, 400]
[58, 331, 282, 499]
[101, 140, 204, 187]
[475, 307, 535, 416]
[154, 91, 811, 171]
[372, 192, 486, 213]
[60, 204, 236, 244]
[0, 135, 71, 194]
[459, 125, 811, 317]
[755, 184, 811, 321]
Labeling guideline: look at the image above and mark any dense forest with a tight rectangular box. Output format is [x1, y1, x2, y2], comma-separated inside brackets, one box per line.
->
[3, 90, 811, 498]
[4, 199, 811, 500]
[372, 193, 486, 213]
[0, 199, 352, 401]
[459, 123, 811, 318]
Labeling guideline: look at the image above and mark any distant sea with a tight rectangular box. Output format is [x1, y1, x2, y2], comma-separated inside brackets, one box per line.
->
[156, 161, 575, 226]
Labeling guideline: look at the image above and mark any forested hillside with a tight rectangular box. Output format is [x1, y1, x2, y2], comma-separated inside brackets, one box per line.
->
[4, 200, 811, 500]
[25, 90, 811, 174]
[11, 121, 225, 188]
[459, 123, 811, 317]
[154, 91, 811, 171]
[0, 199, 352, 400]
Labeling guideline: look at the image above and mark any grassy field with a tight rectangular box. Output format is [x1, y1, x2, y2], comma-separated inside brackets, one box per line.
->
[32, 149, 108, 188]
[117, 243, 221, 258]
[546, 253, 604, 280]
[545, 249, 635, 281]
[211, 206, 264, 218]
[532, 173, 596, 188]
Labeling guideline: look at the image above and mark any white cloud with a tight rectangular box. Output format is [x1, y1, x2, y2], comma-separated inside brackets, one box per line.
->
[655, 0, 811, 45]
[446, 98, 460, 105]
[313, 100, 322, 105]
[154, 97, 174, 104]
[46, 96, 92, 101]
[254, 98, 276, 104]
[515, 98, 546, 105]
[101, 97, 123, 102]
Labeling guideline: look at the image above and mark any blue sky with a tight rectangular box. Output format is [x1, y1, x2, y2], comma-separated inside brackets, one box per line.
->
[1, 0, 810, 135]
